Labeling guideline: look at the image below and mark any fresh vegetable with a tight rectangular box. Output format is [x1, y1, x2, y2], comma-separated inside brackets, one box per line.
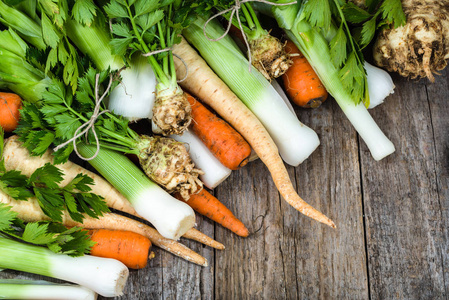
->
[0, 201, 94, 258]
[281, 40, 328, 108]
[199, 1, 292, 80]
[364, 62, 395, 109]
[170, 130, 232, 189]
[0, 234, 129, 297]
[257, 0, 396, 160]
[0, 191, 210, 266]
[0, 279, 96, 300]
[88, 229, 152, 269]
[3, 135, 196, 241]
[0, 24, 204, 198]
[0, 29, 51, 103]
[372, 0, 449, 82]
[175, 189, 250, 237]
[186, 91, 252, 170]
[103, 0, 193, 135]
[0, 92, 22, 132]
[173, 38, 335, 228]
[2, 135, 223, 252]
[181, 18, 320, 167]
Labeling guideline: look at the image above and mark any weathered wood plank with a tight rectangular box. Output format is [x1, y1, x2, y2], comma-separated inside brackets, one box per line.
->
[361, 70, 449, 299]
[213, 96, 369, 299]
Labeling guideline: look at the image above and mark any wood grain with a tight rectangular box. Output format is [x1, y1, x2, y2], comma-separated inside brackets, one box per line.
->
[361, 69, 449, 299]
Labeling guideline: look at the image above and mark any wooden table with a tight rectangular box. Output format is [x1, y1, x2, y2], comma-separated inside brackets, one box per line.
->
[2, 68, 448, 299]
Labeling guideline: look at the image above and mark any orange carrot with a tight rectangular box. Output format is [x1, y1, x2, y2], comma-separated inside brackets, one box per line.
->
[186, 91, 252, 170]
[88, 229, 152, 269]
[0, 92, 22, 132]
[176, 189, 249, 237]
[281, 40, 328, 108]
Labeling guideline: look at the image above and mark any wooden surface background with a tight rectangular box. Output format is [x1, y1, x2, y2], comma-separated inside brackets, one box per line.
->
[1, 67, 448, 299]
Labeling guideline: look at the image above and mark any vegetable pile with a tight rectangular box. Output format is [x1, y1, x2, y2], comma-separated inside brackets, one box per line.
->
[0, 0, 444, 298]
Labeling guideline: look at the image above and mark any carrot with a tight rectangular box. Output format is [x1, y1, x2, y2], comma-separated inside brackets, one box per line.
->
[0, 92, 22, 132]
[175, 189, 249, 237]
[88, 229, 153, 269]
[281, 40, 328, 108]
[186, 91, 252, 170]
[173, 37, 335, 228]
[3, 135, 224, 257]
[0, 192, 210, 267]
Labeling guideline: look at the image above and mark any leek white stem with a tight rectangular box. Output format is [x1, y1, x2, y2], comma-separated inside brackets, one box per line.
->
[0, 237, 128, 298]
[108, 57, 157, 121]
[0, 280, 97, 300]
[170, 130, 231, 189]
[77, 144, 196, 240]
[365, 62, 395, 109]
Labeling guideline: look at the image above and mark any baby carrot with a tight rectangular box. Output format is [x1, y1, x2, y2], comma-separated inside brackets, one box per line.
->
[0, 92, 22, 132]
[176, 189, 249, 237]
[186, 91, 252, 170]
[281, 40, 328, 108]
[88, 229, 152, 269]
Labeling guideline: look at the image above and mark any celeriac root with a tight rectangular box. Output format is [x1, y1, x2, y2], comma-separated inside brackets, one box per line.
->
[373, 0, 449, 82]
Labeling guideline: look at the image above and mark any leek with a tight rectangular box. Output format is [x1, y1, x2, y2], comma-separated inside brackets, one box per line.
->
[259, 2, 395, 161]
[76, 143, 196, 240]
[182, 15, 320, 166]
[0, 236, 128, 298]
[0, 280, 96, 300]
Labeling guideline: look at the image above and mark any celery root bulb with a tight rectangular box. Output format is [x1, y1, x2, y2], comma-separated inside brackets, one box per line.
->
[152, 88, 192, 135]
[373, 0, 449, 82]
[250, 34, 293, 80]
[137, 135, 204, 200]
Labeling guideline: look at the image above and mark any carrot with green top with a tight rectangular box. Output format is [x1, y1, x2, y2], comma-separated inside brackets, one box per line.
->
[186, 91, 252, 170]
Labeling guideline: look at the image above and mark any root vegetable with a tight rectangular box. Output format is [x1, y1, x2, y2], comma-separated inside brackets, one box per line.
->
[2, 135, 223, 252]
[0, 192, 209, 267]
[88, 229, 153, 269]
[281, 40, 328, 108]
[186, 91, 252, 170]
[373, 0, 449, 82]
[175, 189, 250, 237]
[173, 38, 336, 228]
[0, 92, 22, 132]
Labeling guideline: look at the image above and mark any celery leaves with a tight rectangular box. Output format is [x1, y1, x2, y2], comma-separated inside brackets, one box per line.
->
[342, 0, 406, 49]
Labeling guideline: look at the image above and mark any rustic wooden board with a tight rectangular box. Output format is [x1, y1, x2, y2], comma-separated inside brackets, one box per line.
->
[1, 70, 448, 300]
[361, 69, 449, 299]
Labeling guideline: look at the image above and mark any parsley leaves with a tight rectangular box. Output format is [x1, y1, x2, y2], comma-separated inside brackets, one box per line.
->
[0, 203, 94, 256]
[1, 128, 109, 223]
